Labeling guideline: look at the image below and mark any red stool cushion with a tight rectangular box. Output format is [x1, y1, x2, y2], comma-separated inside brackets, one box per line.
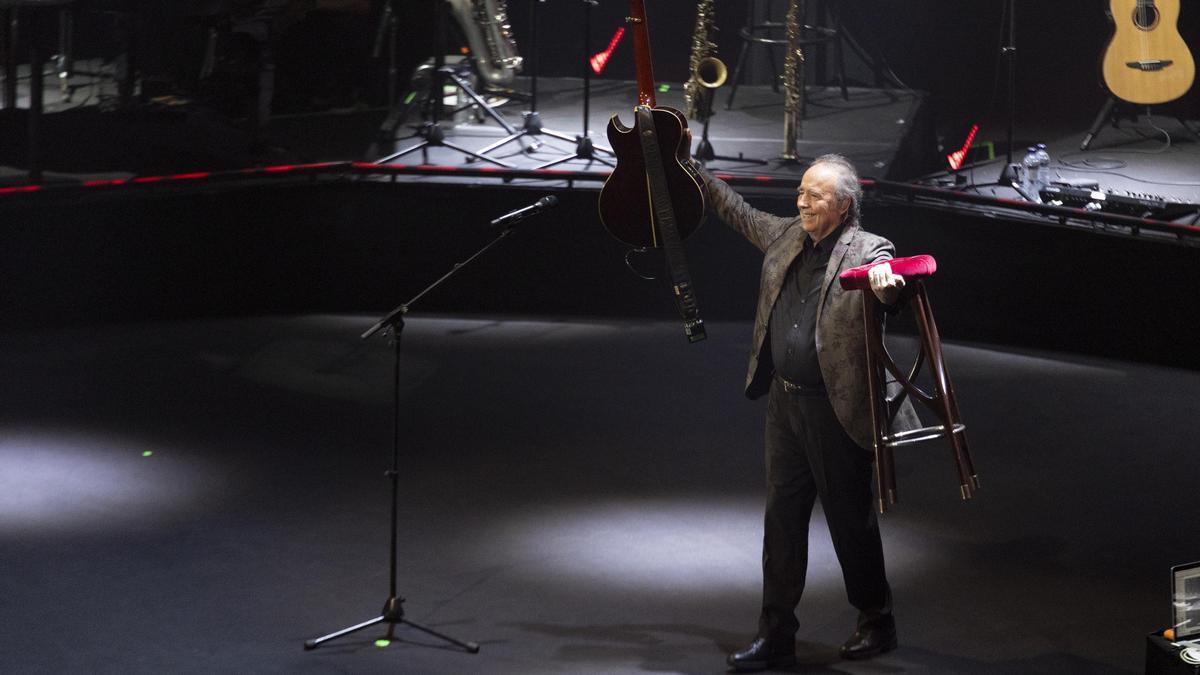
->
[838, 254, 937, 290]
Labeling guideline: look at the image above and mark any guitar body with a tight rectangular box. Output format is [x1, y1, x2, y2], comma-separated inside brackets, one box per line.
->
[1102, 0, 1195, 104]
[599, 107, 707, 249]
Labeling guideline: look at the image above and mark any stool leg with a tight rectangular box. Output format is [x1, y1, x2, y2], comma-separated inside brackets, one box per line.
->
[862, 297, 894, 512]
[914, 288, 977, 498]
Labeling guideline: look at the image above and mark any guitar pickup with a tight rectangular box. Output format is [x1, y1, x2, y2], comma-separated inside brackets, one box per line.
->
[1125, 60, 1174, 71]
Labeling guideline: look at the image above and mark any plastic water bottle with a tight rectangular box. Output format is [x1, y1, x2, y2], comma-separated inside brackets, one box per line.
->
[1022, 146, 1040, 201]
[1035, 143, 1052, 190]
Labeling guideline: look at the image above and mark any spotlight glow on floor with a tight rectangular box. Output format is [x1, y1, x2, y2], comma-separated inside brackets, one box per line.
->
[0, 428, 221, 534]
[483, 496, 846, 594]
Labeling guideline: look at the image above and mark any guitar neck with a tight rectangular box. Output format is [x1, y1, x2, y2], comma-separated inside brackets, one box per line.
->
[627, 0, 657, 108]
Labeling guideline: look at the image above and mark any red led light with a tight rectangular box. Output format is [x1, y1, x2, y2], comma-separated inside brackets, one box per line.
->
[590, 27, 625, 75]
[0, 184, 41, 194]
[946, 124, 979, 170]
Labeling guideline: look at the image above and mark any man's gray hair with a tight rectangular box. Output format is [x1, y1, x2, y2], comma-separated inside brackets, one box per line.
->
[810, 153, 862, 226]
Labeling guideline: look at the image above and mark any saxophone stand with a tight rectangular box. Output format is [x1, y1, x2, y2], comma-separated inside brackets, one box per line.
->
[375, 0, 516, 167]
[304, 219, 539, 655]
[532, 0, 615, 169]
[476, 0, 579, 158]
[694, 87, 768, 166]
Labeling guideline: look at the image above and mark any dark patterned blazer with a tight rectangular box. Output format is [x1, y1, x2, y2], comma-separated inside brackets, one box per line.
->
[701, 170, 919, 450]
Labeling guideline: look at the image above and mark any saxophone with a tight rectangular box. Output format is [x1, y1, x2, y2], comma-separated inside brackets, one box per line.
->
[683, 0, 726, 121]
[447, 0, 523, 89]
[780, 0, 804, 160]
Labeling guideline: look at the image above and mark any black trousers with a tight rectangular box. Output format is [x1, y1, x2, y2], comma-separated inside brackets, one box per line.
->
[758, 377, 892, 641]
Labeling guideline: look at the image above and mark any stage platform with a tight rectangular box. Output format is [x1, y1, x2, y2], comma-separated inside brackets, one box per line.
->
[1, 313, 1194, 673]
[0, 65, 936, 186]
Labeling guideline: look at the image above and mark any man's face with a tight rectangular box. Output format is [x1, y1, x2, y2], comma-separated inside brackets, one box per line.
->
[795, 163, 850, 242]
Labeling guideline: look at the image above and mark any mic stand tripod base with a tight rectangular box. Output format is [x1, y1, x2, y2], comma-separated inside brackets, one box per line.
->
[304, 596, 480, 653]
[533, 134, 615, 170]
[694, 132, 768, 166]
[377, 121, 516, 168]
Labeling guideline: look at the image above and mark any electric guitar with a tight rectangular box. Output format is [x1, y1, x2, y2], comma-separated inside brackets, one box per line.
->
[597, 0, 708, 342]
[1102, 0, 1195, 104]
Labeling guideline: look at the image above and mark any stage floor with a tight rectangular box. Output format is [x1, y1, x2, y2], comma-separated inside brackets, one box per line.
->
[2, 313, 1194, 673]
[367, 76, 933, 182]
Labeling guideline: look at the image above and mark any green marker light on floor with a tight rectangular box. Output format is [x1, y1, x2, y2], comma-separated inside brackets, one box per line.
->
[658, 84, 670, 93]
[142, 451, 153, 457]
[374, 639, 390, 648]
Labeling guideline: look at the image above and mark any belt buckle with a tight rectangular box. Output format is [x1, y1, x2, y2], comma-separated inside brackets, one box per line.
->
[777, 374, 820, 395]
[777, 375, 802, 393]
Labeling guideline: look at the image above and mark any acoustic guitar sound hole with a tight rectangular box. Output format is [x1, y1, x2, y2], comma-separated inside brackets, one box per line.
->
[1133, 5, 1160, 30]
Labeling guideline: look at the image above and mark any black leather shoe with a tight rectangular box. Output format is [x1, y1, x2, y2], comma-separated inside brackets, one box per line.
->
[839, 620, 897, 660]
[726, 637, 796, 672]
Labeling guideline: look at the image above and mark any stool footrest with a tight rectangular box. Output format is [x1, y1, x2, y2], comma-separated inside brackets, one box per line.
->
[882, 423, 965, 448]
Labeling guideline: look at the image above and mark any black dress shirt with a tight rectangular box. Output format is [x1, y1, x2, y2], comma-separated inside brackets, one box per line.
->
[768, 224, 844, 387]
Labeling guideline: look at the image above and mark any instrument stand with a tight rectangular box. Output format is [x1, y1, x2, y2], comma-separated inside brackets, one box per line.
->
[374, 0, 518, 166]
[694, 90, 767, 166]
[1080, 96, 1200, 150]
[995, 0, 1020, 189]
[531, 0, 614, 170]
[476, 0, 578, 158]
[305, 221, 528, 656]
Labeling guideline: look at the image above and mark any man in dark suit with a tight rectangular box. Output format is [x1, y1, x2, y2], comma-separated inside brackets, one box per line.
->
[697, 154, 919, 671]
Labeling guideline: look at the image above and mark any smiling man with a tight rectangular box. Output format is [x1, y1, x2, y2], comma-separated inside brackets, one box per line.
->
[696, 154, 919, 671]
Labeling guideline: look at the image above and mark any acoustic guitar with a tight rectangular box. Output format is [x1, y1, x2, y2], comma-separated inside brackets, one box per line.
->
[1102, 0, 1195, 104]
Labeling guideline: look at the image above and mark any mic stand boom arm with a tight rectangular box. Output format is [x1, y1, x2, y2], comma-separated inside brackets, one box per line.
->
[305, 221, 526, 654]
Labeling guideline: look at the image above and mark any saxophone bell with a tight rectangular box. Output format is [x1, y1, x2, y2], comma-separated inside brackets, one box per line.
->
[695, 56, 727, 90]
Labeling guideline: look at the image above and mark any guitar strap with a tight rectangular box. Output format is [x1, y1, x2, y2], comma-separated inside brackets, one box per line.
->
[635, 106, 706, 343]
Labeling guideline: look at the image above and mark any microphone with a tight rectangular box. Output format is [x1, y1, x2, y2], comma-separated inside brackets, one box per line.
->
[490, 195, 559, 229]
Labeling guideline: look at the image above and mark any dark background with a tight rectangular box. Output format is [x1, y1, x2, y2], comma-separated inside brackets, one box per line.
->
[56, 0, 1200, 135]
[415, 0, 1200, 133]
[4, 180, 1197, 370]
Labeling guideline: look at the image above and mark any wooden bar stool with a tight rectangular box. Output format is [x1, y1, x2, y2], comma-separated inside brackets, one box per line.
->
[839, 254, 979, 513]
[725, 0, 848, 112]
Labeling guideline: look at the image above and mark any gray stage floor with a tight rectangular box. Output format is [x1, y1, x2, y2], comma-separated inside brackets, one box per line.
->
[376, 77, 928, 181]
[2, 314, 1195, 673]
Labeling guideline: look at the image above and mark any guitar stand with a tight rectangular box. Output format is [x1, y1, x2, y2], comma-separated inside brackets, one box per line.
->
[531, 0, 615, 170]
[1080, 96, 1200, 151]
[306, 218, 533, 657]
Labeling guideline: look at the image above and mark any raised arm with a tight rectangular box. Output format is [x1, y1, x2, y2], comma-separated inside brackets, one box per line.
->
[696, 166, 797, 253]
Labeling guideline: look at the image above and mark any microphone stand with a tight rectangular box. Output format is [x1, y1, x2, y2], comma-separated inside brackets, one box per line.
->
[304, 215, 538, 655]
[375, 0, 516, 167]
[476, 0, 577, 158]
[533, 0, 615, 169]
[996, 0, 1021, 188]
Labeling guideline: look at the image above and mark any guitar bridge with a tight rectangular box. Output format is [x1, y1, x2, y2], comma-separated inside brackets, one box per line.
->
[1125, 59, 1174, 71]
